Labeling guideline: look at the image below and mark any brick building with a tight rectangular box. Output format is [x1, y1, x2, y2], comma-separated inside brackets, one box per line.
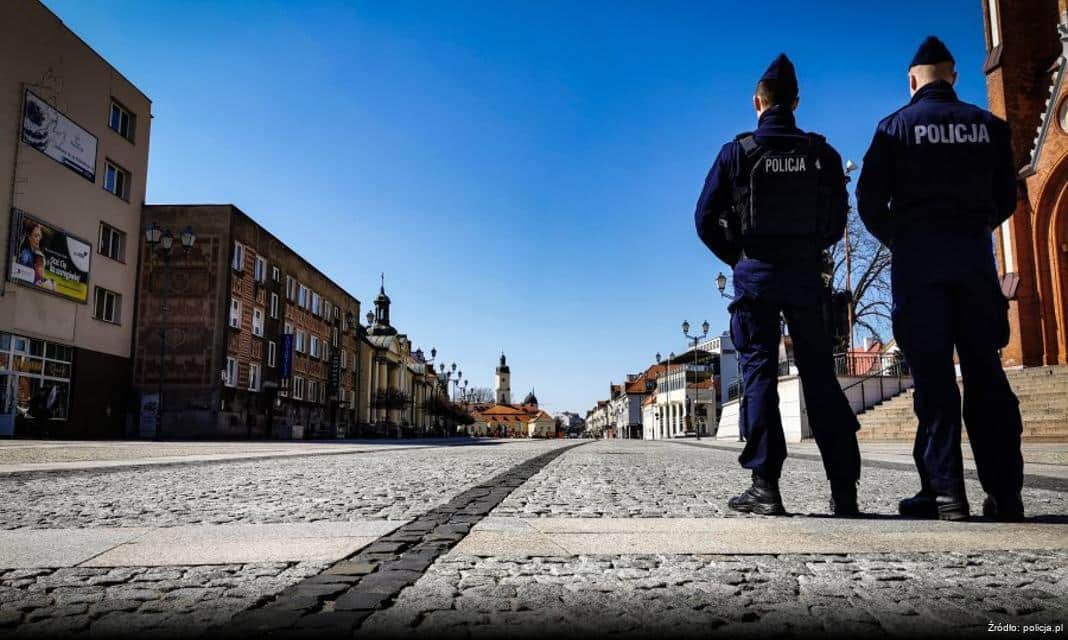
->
[135, 205, 447, 438]
[0, 0, 151, 437]
[984, 0, 1068, 366]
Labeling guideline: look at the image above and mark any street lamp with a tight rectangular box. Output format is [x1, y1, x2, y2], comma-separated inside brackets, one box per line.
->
[715, 272, 731, 299]
[682, 320, 710, 440]
[843, 159, 860, 356]
[145, 221, 196, 440]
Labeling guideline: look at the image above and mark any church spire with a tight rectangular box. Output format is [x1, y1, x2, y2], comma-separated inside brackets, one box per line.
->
[370, 273, 396, 336]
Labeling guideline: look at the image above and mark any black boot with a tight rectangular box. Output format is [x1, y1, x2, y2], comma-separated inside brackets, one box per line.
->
[898, 492, 937, 518]
[935, 495, 970, 521]
[829, 479, 859, 516]
[899, 491, 969, 520]
[983, 493, 1024, 522]
[728, 473, 786, 516]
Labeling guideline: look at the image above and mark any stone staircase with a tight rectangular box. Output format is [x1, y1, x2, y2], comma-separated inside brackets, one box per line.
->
[856, 366, 1068, 441]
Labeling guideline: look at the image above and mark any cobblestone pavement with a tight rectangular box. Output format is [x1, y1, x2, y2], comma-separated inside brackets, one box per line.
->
[363, 550, 1068, 638]
[2, 438, 1066, 638]
[0, 441, 568, 530]
[0, 562, 327, 637]
[493, 440, 1068, 519]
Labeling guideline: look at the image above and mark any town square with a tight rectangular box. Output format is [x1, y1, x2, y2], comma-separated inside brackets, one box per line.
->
[1, 0, 1068, 637]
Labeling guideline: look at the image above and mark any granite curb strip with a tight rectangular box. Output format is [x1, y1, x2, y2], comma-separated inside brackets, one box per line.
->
[669, 440, 1068, 493]
[211, 442, 586, 637]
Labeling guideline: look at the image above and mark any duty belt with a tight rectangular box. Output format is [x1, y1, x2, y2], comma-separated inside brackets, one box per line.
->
[738, 246, 820, 263]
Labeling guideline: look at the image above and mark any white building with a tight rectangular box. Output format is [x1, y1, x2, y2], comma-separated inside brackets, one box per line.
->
[696, 332, 740, 407]
[641, 364, 717, 440]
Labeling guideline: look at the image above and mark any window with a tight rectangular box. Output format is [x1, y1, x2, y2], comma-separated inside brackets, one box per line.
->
[272, 266, 280, 282]
[286, 276, 296, 301]
[252, 307, 264, 337]
[308, 380, 317, 404]
[298, 284, 309, 309]
[293, 376, 305, 400]
[988, 0, 1001, 48]
[108, 100, 135, 141]
[270, 293, 279, 319]
[320, 384, 327, 404]
[229, 298, 242, 329]
[103, 161, 131, 200]
[248, 363, 261, 391]
[225, 357, 238, 387]
[311, 292, 321, 316]
[323, 342, 330, 361]
[340, 349, 347, 370]
[232, 242, 246, 271]
[310, 335, 320, 359]
[268, 341, 277, 367]
[295, 330, 305, 353]
[93, 287, 122, 324]
[98, 223, 126, 262]
[323, 300, 332, 321]
[254, 256, 267, 282]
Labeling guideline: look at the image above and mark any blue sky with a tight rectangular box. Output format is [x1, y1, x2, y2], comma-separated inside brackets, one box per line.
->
[43, 0, 990, 414]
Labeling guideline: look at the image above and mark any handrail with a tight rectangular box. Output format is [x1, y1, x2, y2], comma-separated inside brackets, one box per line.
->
[725, 352, 909, 403]
[841, 355, 908, 392]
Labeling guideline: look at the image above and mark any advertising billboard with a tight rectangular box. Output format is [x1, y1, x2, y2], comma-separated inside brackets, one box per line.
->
[21, 90, 98, 182]
[8, 209, 92, 303]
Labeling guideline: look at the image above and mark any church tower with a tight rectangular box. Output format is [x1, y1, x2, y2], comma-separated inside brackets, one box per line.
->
[369, 274, 397, 336]
[495, 353, 512, 405]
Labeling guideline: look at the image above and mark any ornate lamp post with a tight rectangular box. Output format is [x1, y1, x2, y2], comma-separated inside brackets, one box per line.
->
[682, 320, 710, 440]
[144, 222, 195, 440]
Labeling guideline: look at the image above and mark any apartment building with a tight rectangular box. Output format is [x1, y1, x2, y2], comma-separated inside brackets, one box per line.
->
[135, 205, 365, 438]
[0, 0, 151, 436]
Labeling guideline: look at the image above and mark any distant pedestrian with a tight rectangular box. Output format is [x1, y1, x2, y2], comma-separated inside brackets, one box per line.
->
[695, 54, 862, 517]
[856, 36, 1024, 522]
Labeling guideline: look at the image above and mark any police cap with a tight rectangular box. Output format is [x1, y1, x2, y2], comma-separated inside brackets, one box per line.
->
[759, 53, 798, 102]
[909, 36, 955, 68]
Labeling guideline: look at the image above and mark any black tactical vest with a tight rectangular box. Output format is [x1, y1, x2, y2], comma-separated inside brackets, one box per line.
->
[731, 132, 826, 242]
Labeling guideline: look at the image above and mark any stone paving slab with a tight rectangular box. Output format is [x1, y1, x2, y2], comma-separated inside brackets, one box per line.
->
[0, 522, 403, 569]
[455, 517, 1068, 555]
[0, 528, 151, 569]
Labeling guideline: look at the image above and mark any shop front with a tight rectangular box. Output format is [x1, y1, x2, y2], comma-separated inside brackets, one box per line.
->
[0, 331, 72, 436]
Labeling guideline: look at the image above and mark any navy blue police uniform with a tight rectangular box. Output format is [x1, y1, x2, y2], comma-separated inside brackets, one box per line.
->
[695, 54, 862, 513]
[856, 36, 1024, 520]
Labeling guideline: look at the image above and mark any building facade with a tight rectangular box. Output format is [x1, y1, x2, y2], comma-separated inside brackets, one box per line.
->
[0, 0, 151, 437]
[135, 205, 371, 438]
[984, 0, 1068, 366]
[641, 365, 717, 440]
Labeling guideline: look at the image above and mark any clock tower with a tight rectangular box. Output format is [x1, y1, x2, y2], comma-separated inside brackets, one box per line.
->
[495, 353, 512, 405]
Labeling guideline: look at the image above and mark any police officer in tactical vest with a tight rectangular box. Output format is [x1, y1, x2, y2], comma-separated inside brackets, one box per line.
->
[695, 54, 862, 516]
[857, 37, 1024, 522]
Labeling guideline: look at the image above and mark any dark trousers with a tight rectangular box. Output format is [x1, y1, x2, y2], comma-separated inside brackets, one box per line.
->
[891, 232, 1024, 499]
[730, 259, 861, 482]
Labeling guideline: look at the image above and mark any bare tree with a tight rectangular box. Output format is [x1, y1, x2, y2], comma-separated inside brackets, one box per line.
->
[827, 208, 892, 345]
[465, 387, 495, 403]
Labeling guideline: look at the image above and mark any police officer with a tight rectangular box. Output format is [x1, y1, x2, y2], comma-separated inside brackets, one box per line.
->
[695, 54, 862, 516]
[856, 36, 1024, 521]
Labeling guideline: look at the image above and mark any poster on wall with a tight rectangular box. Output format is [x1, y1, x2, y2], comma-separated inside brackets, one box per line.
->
[21, 90, 98, 182]
[280, 334, 294, 380]
[8, 209, 92, 303]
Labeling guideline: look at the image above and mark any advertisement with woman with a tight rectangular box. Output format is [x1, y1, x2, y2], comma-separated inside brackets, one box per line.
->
[7, 209, 91, 303]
